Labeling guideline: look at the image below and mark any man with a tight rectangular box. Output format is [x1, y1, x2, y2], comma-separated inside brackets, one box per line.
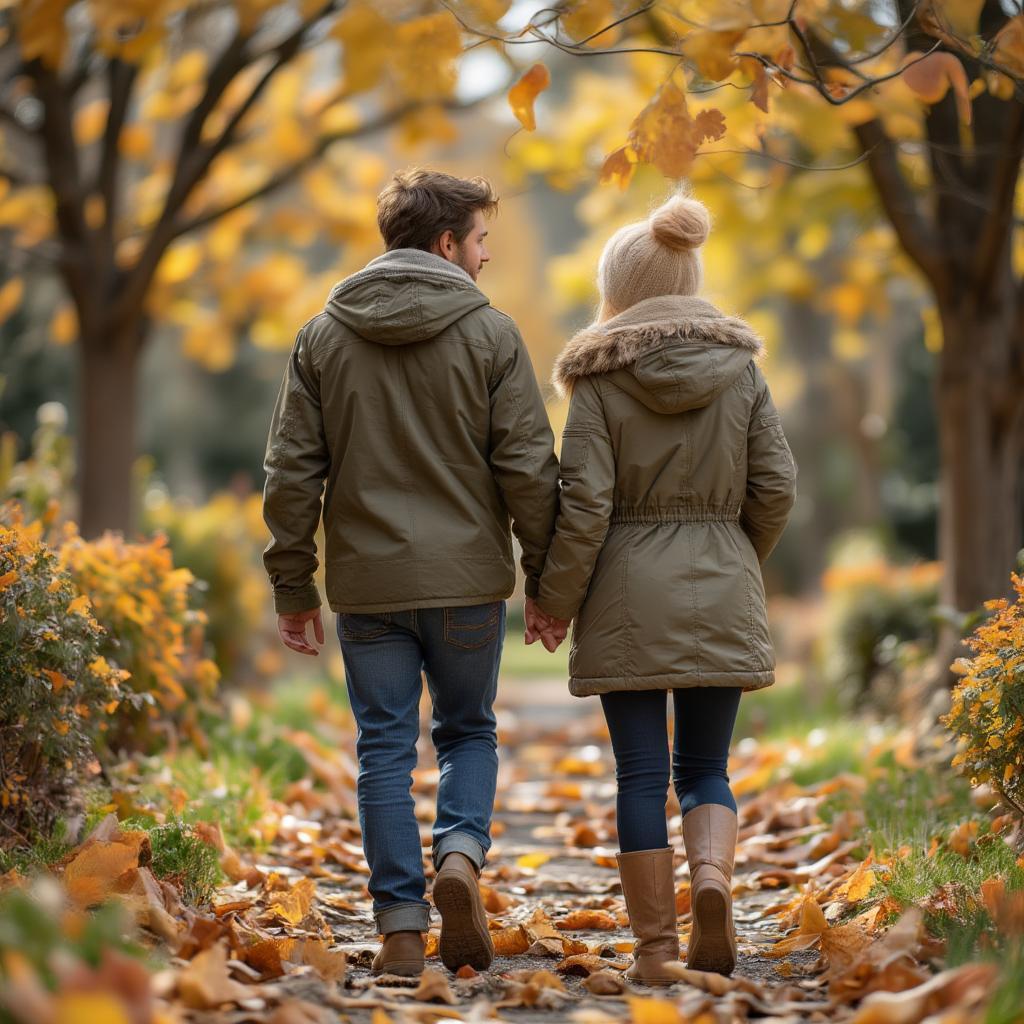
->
[262, 168, 561, 976]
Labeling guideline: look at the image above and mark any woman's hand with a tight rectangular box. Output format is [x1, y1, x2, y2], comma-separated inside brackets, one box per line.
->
[524, 597, 570, 652]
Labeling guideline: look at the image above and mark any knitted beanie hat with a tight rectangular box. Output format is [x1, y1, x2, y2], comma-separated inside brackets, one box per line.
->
[597, 193, 711, 315]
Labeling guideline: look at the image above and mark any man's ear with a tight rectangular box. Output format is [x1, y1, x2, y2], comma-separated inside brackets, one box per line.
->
[435, 228, 457, 261]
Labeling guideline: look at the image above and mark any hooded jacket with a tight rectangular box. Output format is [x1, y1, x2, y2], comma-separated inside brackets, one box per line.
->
[262, 248, 560, 615]
[536, 295, 797, 696]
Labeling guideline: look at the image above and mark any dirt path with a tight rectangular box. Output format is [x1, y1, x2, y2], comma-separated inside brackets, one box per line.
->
[250, 677, 829, 1023]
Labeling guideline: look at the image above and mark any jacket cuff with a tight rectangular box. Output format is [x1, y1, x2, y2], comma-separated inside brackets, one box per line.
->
[524, 575, 540, 599]
[274, 583, 322, 615]
[535, 592, 577, 623]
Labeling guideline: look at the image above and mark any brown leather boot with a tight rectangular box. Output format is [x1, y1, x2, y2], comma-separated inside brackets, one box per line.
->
[432, 852, 494, 971]
[681, 804, 738, 975]
[371, 930, 425, 976]
[616, 847, 680, 985]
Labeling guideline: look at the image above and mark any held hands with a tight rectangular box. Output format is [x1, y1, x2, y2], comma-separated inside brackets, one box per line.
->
[524, 596, 570, 653]
[277, 607, 324, 656]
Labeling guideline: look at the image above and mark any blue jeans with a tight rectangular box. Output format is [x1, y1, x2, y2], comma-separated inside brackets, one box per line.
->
[599, 687, 742, 853]
[337, 602, 504, 933]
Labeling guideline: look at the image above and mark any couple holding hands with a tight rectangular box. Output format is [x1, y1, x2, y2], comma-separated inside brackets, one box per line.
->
[263, 168, 797, 983]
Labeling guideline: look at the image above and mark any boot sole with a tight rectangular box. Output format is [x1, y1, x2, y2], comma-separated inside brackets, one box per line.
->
[373, 960, 424, 977]
[687, 888, 736, 976]
[434, 872, 494, 972]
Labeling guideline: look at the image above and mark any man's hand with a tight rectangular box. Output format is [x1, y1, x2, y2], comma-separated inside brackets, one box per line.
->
[277, 607, 325, 656]
[524, 597, 570, 653]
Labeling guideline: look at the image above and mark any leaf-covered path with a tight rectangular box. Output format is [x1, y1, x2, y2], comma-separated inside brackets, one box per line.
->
[185, 677, 969, 1024]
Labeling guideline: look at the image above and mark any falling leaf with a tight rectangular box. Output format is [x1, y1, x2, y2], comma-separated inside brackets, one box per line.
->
[508, 63, 551, 131]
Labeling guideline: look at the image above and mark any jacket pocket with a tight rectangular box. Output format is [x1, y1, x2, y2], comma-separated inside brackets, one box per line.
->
[340, 612, 391, 641]
[559, 430, 591, 479]
[444, 603, 501, 650]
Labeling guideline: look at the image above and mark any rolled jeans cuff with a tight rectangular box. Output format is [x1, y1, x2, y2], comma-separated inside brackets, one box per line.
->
[433, 832, 486, 872]
[375, 901, 431, 935]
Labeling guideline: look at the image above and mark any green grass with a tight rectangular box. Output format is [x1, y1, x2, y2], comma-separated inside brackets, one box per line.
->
[734, 674, 846, 742]
[0, 819, 73, 875]
[145, 819, 222, 906]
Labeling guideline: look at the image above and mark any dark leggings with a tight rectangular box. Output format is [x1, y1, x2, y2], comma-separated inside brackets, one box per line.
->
[599, 687, 742, 853]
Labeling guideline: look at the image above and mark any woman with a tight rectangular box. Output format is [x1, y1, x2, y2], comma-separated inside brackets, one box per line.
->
[534, 193, 797, 982]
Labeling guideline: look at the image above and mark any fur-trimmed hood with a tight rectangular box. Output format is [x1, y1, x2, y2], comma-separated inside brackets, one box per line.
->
[553, 295, 765, 414]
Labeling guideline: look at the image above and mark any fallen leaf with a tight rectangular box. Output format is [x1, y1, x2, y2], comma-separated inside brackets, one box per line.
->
[626, 995, 686, 1024]
[583, 970, 627, 995]
[851, 962, 998, 1023]
[302, 940, 346, 984]
[555, 953, 625, 976]
[558, 909, 619, 931]
[64, 839, 145, 908]
[491, 924, 531, 955]
[265, 877, 316, 925]
[412, 968, 457, 1004]
[177, 942, 255, 1010]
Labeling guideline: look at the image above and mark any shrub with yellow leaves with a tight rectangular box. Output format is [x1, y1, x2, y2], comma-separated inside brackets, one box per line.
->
[0, 504, 131, 840]
[57, 522, 221, 751]
[943, 573, 1024, 821]
[141, 487, 279, 684]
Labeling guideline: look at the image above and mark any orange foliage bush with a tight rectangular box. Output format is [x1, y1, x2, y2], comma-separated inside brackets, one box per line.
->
[944, 573, 1024, 819]
[58, 523, 220, 749]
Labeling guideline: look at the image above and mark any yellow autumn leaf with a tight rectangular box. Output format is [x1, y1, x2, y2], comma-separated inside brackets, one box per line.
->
[157, 240, 204, 284]
[516, 851, 551, 869]
[52, 992, 131, 1024]
[73, 99, 110, 146]
[0, 278, 24, 322]
[627, 996, 685, 1024]
[508, 63, 551, 131]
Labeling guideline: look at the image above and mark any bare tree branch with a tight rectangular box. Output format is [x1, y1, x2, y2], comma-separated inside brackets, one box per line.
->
[96, 58, 137, 253]
[23, 59, 97, 332]
[171, 96, 486, 239]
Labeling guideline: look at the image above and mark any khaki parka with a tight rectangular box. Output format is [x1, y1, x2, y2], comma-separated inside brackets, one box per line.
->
[536, 295, 797, 696]
[262, 248, 560, 615]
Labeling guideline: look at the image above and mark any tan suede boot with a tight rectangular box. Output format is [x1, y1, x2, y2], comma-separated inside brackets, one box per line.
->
[433, 852, 494, 971]
[681, 804, 738, 975]
[371, 930, 425, 976]
[616, 848, 680, 985]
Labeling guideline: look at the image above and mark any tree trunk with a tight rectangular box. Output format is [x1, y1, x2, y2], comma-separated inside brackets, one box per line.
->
[77, 336, 140, 539]
[936, 294, 1024, 619]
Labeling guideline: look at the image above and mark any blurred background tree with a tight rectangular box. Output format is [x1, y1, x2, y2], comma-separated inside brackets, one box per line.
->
[0, 0, 497, 537]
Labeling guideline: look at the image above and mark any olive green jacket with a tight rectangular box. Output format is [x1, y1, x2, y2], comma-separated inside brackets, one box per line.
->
[537, 295, 797, 696]
[262, 248, 560, 615]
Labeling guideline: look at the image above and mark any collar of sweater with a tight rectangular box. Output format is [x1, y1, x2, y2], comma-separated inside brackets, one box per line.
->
[552, 294, 764, 398]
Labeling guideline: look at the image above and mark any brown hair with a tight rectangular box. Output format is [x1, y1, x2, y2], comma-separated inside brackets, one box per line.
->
[376, 168, 499, 251]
